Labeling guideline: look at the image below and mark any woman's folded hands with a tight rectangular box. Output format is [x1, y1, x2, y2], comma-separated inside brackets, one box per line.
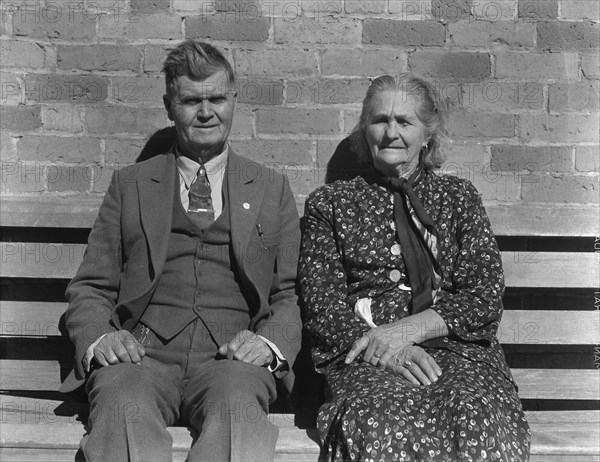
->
[345, 322, 443, 386]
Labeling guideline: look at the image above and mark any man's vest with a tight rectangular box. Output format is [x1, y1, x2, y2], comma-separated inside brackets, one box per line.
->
[140, 173, 251, 343]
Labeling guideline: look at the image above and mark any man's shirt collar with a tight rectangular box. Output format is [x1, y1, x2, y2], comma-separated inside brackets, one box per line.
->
[175, 145, 229, 188]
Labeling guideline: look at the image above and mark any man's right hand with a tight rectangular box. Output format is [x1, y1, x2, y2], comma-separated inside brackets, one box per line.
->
[84, 330, 146, 371]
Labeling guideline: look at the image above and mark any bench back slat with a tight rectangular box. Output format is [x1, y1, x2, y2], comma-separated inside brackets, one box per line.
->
[2, 302, 598, 345]
[3, 197, 598, 236]
[2, 244, 597, 288]
[1, 360, 598, 400]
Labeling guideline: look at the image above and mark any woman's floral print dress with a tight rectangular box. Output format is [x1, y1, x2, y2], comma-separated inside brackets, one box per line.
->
[299, 171, 531, 461]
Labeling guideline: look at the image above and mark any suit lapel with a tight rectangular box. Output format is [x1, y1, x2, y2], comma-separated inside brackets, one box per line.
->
[228, 150, 266, 273]
[136, 150, 176, 279]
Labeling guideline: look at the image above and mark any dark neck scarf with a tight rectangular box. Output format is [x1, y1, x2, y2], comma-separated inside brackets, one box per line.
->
[367, 165, 442, 315]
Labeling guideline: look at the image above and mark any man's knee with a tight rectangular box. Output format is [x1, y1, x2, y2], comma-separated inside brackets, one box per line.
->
[87, 362, 143, 392]
[209, 360, 275, 403]
[86, 362, 160, 413]
[204, 388, 267, 426]
[187, 360, 276, 427]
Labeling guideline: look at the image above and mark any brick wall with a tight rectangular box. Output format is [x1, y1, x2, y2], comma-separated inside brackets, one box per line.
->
[1, 0, 598, 223]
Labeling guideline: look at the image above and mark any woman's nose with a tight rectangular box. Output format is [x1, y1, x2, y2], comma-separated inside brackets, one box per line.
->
[385, 121, 400, 140]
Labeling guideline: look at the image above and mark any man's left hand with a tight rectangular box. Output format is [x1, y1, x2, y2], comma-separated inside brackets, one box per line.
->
[218, 330, 273, 367]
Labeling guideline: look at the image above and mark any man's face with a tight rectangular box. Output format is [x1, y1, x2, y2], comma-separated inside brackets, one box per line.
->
[164, 70, 236, 161]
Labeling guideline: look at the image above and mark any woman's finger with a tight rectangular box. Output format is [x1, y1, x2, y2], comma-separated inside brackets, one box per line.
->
[405, 360, 432, 385]
[345, 336, 369, 364]
[397, 365, 420, 386]
[363, 338, 380, 364]
[427, 355, 443, 376]
[407, 348, 439, 383]
[377, 350, 395, 369]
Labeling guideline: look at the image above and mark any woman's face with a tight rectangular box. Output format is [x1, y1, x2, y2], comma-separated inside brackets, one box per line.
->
[365, 90, 428, 178]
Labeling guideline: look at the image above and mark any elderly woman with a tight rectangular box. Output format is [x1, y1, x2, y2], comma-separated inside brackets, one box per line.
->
[299, 73, 531, 461]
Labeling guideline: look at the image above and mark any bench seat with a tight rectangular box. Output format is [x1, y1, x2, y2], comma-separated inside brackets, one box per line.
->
[1, 396, 599, 462]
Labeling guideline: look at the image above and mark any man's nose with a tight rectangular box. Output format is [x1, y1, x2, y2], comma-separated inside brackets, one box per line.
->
[196, 100, 212, 119]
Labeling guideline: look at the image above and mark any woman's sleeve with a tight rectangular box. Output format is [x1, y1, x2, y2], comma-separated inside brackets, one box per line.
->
[430, 180, 505, 346]
[299, 187, 369, 368]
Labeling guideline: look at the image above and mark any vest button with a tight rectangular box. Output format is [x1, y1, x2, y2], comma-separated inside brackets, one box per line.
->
[391, 243, 401, 255]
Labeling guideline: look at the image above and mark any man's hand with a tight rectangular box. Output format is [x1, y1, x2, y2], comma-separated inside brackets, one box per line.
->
[88, 330, 146, 369]
[218, 330, 273, 367]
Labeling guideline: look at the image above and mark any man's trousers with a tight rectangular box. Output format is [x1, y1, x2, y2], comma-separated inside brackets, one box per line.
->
[81, 319, 279, 462]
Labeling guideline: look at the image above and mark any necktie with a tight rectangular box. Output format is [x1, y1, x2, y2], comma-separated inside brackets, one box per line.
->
[187, 164, 214, 229]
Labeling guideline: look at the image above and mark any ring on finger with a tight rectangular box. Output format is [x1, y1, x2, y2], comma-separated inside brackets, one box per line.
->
[404, 359, 412, 367]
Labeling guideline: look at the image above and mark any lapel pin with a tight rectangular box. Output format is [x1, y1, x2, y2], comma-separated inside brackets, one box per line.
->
[243, 202, 250, 210]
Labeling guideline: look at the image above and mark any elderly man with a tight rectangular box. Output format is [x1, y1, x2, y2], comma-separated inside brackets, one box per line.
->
[60, 40, 302, 462]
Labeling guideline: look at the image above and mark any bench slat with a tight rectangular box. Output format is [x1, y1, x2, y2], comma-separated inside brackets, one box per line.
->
[497, 310, 599, 345]
[3, 395, 597, 426]
[0, 395, 298, 427]
[3, 196, 598, 236]
[0, 243, 86, 279]
[0, 423, 320, 454]
[3, 302, 598, 345]
[2, 244, 597, 288]
[0, 197, 102, 229]
[1, 302, 64, 336]
[502, 252, 597, 288]
[1, 360, 598, 400]
[511, 369, 600, 400]
[2, 448, 599, 462]
[485, 204, 599, 237]
[0, 448, 320, 462]
[1, 420, 599, 457]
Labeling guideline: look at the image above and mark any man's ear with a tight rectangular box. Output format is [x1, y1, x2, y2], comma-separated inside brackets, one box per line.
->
[163, 94, 173, 121]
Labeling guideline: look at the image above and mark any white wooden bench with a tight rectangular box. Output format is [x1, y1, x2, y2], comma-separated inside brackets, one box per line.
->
[1, 196, 599, 461]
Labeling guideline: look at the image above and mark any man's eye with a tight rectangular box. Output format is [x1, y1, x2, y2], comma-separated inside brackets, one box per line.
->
[210, 97, 227, 104]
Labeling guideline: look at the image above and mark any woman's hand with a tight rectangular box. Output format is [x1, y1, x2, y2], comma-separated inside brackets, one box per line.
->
[387, 345, 442, 386]
[345, 323, 442, 385]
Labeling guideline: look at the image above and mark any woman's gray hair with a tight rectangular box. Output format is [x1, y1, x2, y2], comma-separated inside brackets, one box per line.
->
[349, 73, 448, 169]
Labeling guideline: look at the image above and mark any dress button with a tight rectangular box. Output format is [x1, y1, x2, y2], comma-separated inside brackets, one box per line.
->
[391, 243, 401, 255]
[389, 269, 401, 282]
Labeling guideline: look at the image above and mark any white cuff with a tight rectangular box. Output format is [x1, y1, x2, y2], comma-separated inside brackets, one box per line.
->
[83, 334, 107, 372]
[256, 335, 287, 373]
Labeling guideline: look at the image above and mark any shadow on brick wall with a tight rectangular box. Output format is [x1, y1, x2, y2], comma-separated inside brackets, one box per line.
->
[136, 127, 176, 162]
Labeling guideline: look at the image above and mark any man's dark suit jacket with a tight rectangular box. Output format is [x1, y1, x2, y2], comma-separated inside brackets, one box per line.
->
[60, 148, 302, 394]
